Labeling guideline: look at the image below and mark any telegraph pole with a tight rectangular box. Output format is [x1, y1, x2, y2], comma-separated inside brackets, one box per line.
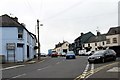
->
[37, 19, 40, 60]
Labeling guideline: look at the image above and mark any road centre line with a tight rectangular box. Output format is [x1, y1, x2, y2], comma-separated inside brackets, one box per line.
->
[75, 62, 118, 80]
[37, 66, 50, 71]
[1, 65, 25, 71]
[83, 63, 90, 73]
[76, 63, 90, 79]
[56, 62, 61, 64]
[91, 64, 94, 74]
[12, 73, 26, 78]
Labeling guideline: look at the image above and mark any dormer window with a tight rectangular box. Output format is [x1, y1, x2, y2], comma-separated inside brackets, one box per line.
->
[18, 28, 23, 39]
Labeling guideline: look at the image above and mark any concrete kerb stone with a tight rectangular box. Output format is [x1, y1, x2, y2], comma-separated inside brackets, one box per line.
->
[2, 58, 45, 68]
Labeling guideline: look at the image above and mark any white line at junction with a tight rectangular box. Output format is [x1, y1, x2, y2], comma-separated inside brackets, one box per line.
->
[1, 65, 25, 71]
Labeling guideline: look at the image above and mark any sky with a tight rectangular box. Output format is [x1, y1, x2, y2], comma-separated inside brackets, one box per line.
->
[0, 0, 119, 54]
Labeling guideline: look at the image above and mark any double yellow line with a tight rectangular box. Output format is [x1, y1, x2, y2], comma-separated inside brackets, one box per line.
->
[74, 62, 118, 80]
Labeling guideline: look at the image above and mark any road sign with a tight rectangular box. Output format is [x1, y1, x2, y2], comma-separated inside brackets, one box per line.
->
[6, 43, 15, 50]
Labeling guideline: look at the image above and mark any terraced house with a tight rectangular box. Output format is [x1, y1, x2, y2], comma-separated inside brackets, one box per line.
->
[73, 32, 95, 55]
[106, 26, 120, 57]
[0, 14, 37, 63]
[84, 31, 106, 51]
[54, 41, 69, 54]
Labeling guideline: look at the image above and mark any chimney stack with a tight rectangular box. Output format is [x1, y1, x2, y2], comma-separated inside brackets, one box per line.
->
[97, 31, 101, 36]
[81, 32, 84, 36]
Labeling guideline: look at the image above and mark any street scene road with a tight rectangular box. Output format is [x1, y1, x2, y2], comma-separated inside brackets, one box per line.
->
[2, 56, 120, 80]
[0, 1, 120, 80]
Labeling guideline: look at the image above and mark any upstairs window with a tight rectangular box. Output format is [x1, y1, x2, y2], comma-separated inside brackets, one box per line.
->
[106, 39, 110, 44]
[18, 28, 23, 39]
[113, 38, 117, 43]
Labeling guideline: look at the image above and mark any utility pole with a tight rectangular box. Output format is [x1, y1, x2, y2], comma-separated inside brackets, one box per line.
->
[37, 19, 40, 60]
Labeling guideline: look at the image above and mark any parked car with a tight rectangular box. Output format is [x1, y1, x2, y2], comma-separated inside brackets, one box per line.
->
[66, 51, 76, 59]
[60, 52, 66, 57]
[41, 53, 47, 57]
[51, 52, 58, 57]
[79, 49, 86, 56]
[85, 51, 94, 56]
[88, 49, 116, 63]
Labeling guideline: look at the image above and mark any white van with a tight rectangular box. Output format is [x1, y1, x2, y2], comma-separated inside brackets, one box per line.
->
[79, 49, 86, 56]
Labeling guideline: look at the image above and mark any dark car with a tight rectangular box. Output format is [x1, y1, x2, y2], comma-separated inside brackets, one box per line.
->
[66, 51, 76, 59]
[88, 49, 116, 63]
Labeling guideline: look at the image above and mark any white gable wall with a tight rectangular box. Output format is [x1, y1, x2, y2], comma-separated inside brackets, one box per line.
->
[1, 27, 36, 62]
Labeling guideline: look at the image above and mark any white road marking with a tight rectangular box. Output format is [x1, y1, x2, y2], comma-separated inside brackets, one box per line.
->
[81, 63, 90, 78]
[107, 67, 120, 72]
[75, 62, 118, 80]
[1, 65, 25, 71]
[56, 62, 60, 64]
[37, 66, 50, 71]
[84, 63, 90, 73]
[12, 73, 26, 78]
[91, 64, 94, 74]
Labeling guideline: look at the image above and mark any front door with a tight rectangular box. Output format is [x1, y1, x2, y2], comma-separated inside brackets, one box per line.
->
[16, 43, 24, 62]
[16, 47, 23, 62]
[7, 50, 15, 62]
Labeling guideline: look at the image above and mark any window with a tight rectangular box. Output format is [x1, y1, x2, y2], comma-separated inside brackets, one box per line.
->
[18, 28, 23, 39]
[88, 44, 90, 47]
[95, 48, 97, 50]
[95, 43, 97, 46]
[106, 39, 110, 44]
[18, 34, 23, 39]
[113, 38, 117, 43]
[103, 42, 105, 45]
[82, 44, 84, 47]
[66, 44, 68, 46]
[17, 43, 23, 47]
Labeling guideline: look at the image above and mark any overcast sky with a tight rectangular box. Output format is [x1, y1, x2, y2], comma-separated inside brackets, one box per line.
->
[0, 0, 119, 54]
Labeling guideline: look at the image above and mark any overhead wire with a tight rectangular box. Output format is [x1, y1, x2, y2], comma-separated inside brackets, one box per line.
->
[41, 0, 88, 21]
[25, 0, 37, 19]
[40, 0, 117, 22]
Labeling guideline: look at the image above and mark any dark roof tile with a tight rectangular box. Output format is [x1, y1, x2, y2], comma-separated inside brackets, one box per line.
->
[107, 26, 120, 35]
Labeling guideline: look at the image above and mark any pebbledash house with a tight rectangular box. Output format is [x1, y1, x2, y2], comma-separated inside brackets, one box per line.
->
[0, 14, 37, 63]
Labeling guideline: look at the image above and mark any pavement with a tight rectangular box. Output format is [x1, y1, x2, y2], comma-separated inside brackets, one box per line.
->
[1, 57, 47, 68]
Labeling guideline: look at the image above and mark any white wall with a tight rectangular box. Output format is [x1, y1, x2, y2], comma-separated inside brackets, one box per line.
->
[2, 27, 18, 61]
[0, 27, 2, 55]
[106, 34, 119, 47]
[1, 27, 36, 62]
[84, 41, 106, 51]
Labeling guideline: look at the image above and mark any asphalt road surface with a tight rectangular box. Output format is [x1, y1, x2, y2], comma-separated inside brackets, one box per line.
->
[2, 56, 120, 80]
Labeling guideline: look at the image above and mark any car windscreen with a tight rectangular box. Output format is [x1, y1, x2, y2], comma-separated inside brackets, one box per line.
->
[93, 50, 105, 55]
[67, 52, 74, 55]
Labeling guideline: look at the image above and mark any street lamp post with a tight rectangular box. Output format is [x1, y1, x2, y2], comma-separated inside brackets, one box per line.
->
[37, 19, 43, 60]
[37, 19, 40, 60]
